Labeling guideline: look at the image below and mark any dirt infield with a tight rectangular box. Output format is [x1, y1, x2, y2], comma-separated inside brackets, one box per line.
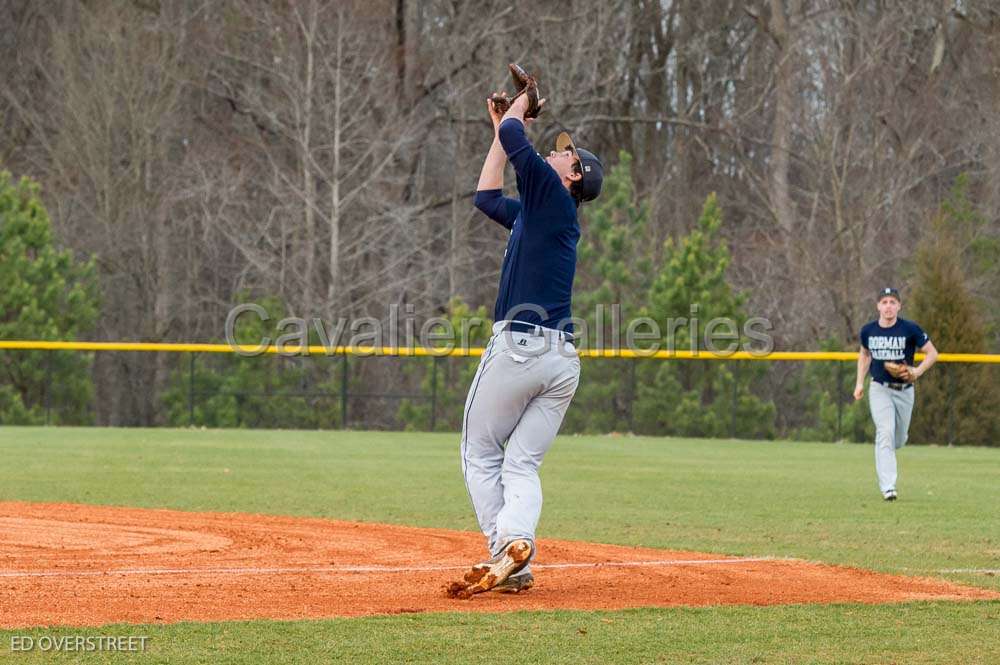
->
[0, 502, 994, 628]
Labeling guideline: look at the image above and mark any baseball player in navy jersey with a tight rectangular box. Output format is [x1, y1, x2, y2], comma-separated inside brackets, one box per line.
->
[854, 287, 938, 501]
[448, 90, 603, 597]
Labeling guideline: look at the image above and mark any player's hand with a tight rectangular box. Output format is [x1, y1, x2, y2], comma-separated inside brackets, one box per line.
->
[487, 92, 507, 130]
[853, 385, 864, 401]
[508, 96, 544, 128]
[509, 92, 530, 115]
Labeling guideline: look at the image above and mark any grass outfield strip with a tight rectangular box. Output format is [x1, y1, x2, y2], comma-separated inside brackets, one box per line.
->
[1, 602, 998, 664]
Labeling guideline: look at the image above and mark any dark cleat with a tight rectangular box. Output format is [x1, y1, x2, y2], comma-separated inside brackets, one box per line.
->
[493, 571, 534, 594]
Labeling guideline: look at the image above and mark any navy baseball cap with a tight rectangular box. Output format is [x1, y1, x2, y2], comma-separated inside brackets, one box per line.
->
[878, 287, 901, 301]
[556, 132, 603, 202]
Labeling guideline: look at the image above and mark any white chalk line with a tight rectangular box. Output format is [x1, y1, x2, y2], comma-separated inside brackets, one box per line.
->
[0, 556, 778, 579]
[897, 566, 1000, 576]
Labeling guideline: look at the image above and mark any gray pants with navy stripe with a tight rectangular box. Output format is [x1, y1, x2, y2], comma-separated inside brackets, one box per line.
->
[869, 381, 915, 493]
[460, 325, 581, 563]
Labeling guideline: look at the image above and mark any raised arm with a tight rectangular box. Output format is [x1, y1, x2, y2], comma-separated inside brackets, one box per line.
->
[476, 97, 508, 192]
[474, 95, 522, 230]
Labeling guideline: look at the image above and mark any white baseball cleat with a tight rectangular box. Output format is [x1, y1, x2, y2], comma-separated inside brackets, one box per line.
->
[883, 489, 898, 501]
[448, 539, 534, 599]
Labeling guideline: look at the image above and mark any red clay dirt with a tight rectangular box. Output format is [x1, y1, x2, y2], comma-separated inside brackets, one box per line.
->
[0, 501, 994, 628]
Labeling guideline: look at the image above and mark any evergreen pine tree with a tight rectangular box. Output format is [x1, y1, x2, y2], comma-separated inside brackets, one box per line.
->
[909, 215, 1000, 445]
[0, 171, 99, 424]
[634, 194, 775, 438]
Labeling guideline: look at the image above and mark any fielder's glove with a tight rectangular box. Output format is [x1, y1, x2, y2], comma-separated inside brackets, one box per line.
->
[508, 63, 543, 118]
[884, 361, 916, 382]
[489, 63, 543, 119]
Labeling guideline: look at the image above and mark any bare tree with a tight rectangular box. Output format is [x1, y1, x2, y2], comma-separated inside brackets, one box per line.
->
[4, 0, 999, 427]
[4, 1, 202, 423]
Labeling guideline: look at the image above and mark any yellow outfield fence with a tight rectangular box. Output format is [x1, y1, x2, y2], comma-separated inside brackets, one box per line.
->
[2, 339, 997, 440]
[0, 339, 998, 363]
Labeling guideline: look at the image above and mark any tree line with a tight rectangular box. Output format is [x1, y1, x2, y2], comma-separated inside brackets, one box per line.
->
[1, 1, 998, 441]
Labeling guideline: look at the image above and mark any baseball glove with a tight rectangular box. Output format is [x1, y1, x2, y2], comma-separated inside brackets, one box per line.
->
[509, 63, 543, 118]
[884, 361, 915, 382]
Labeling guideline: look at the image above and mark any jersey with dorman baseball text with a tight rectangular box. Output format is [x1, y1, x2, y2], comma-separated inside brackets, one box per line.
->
[473, 118, 580, 334]
[860, 318, 930, 384]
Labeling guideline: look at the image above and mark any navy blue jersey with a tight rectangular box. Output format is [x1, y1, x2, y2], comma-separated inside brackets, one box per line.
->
[473, 118, 580, 333]
[860, 318, 930, 383]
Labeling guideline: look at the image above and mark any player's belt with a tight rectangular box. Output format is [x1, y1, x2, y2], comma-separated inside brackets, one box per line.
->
[501, 321, 575, 342]
[875, 379, 913, 391]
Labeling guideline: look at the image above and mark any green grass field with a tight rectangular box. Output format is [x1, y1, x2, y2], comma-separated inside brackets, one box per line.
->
[0, 427, 997, 664]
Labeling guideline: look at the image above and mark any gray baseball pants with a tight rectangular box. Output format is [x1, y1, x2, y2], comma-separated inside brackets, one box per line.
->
[868, 381, 915, 493]
[460, 324, 580, 563]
